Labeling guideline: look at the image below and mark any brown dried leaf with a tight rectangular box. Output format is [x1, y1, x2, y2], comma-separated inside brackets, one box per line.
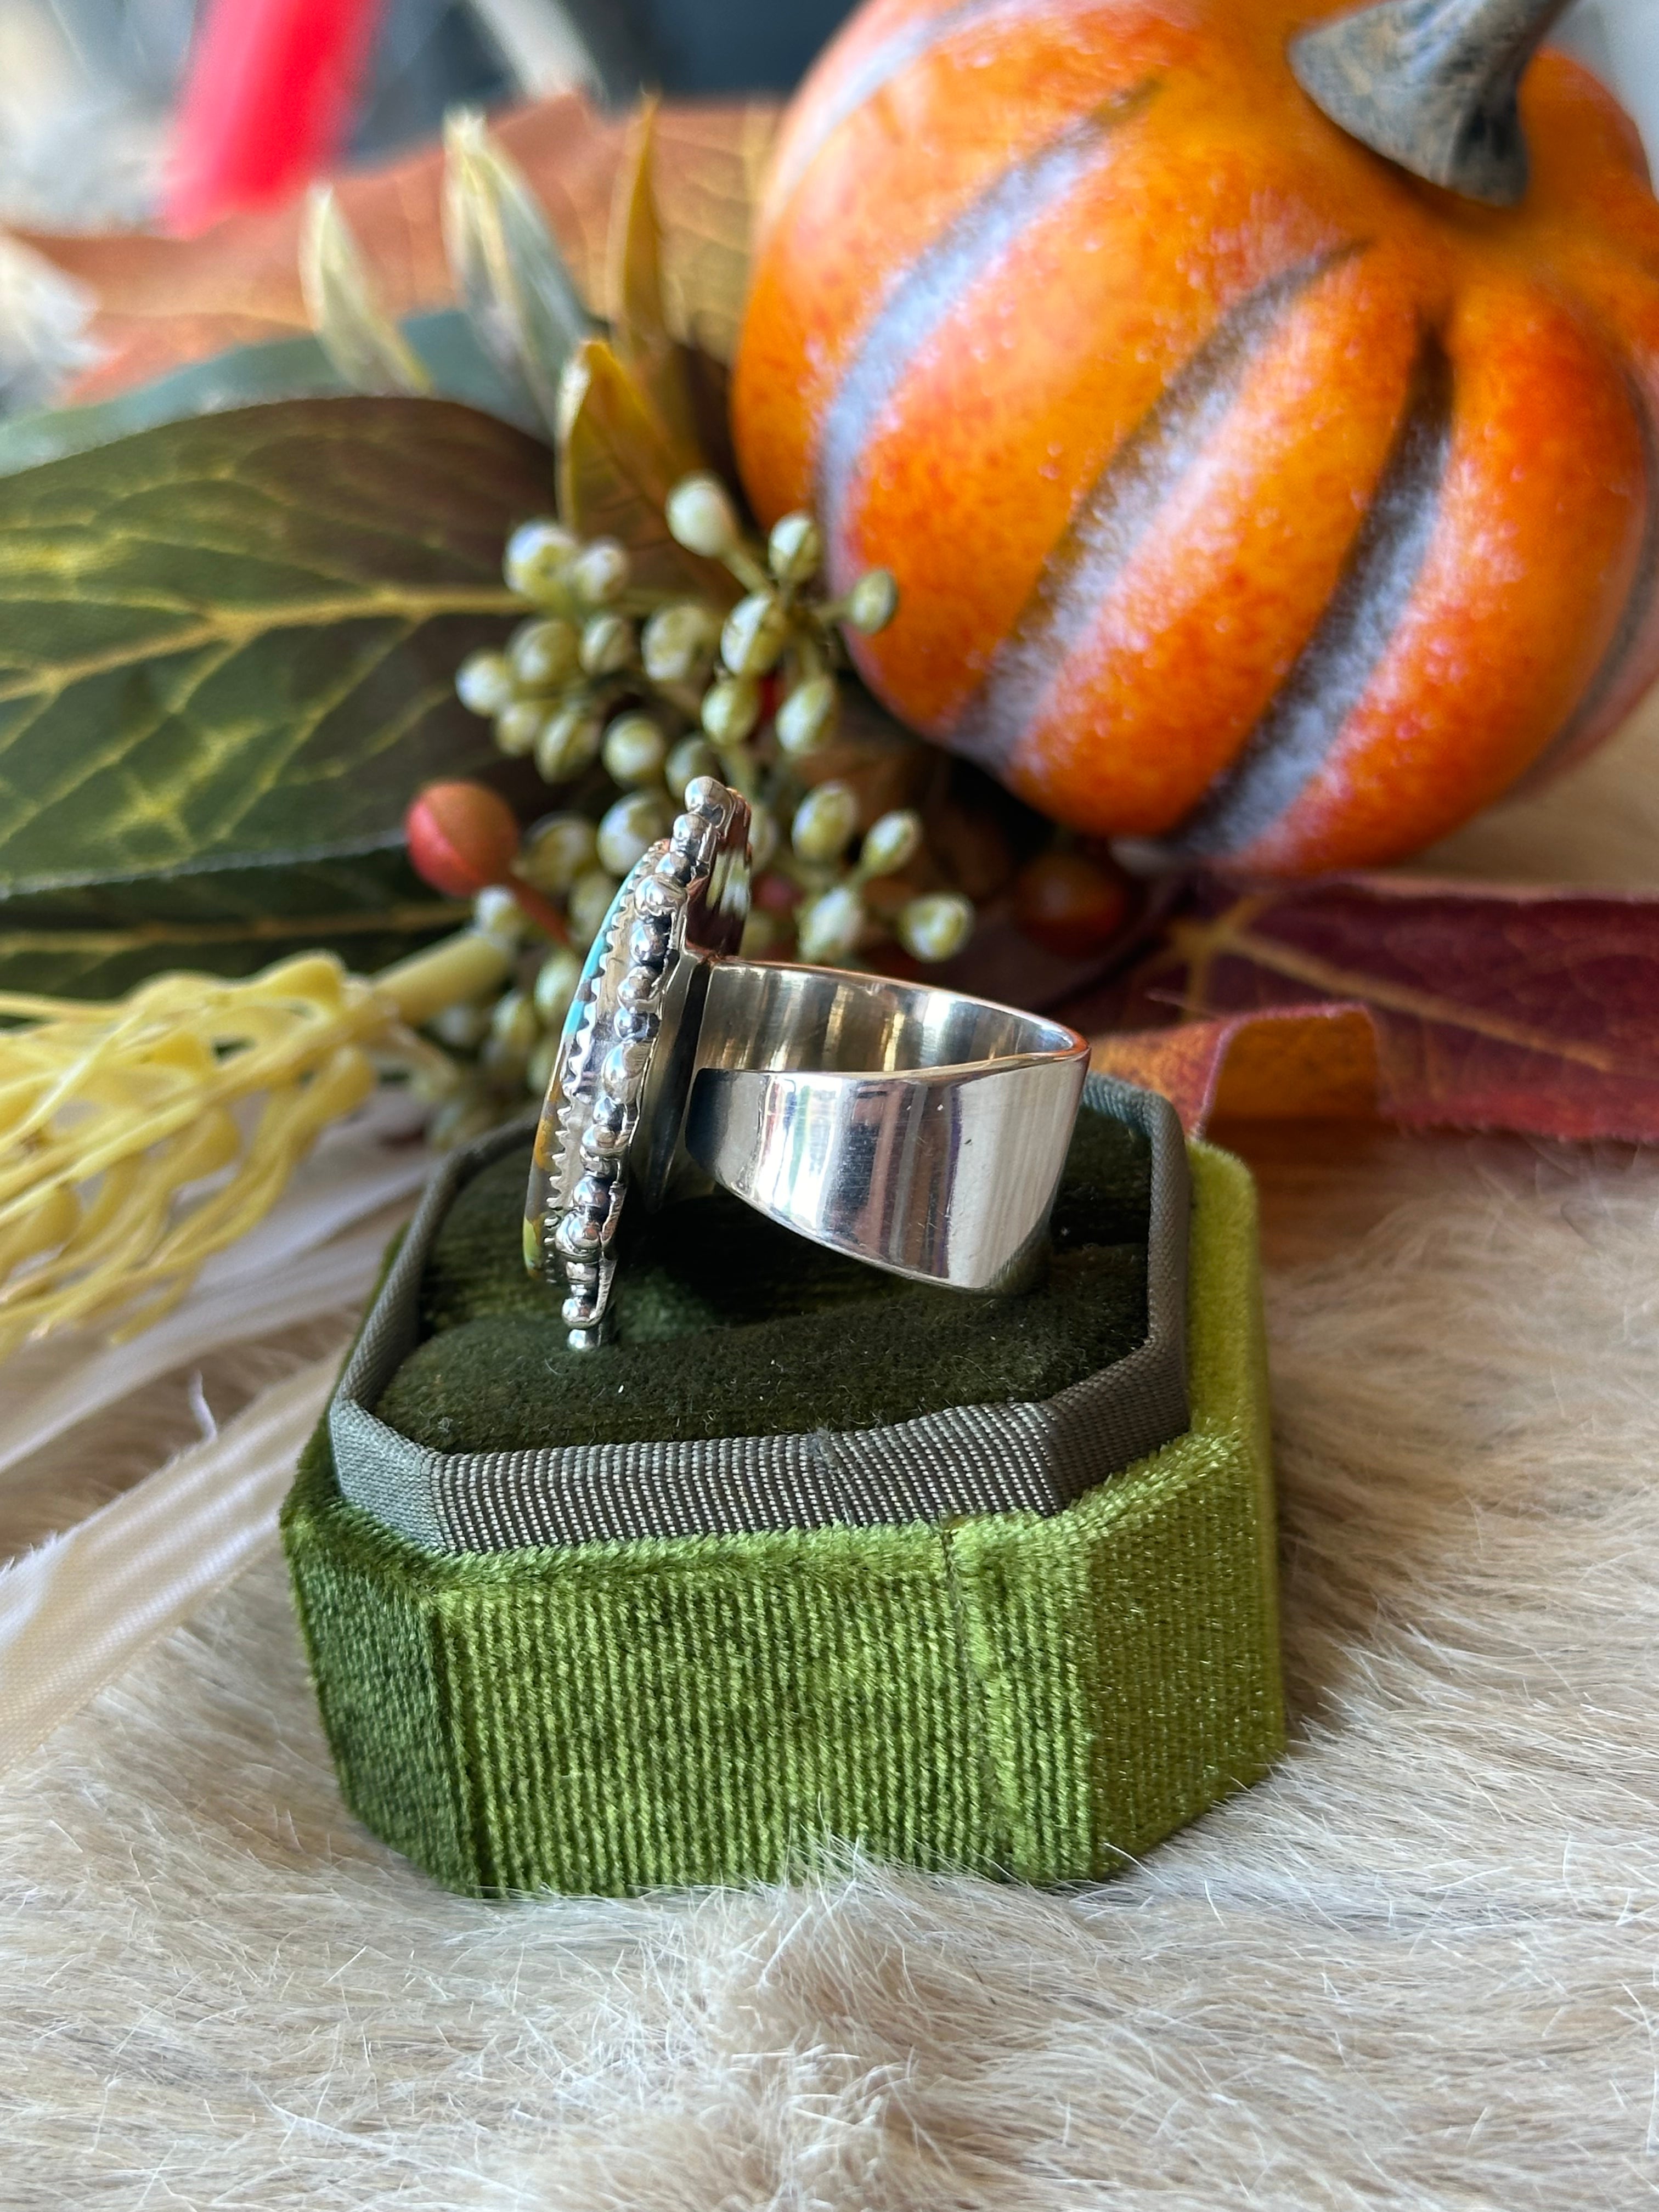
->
[557, 335, 731, 597]
[606, 96, 696, 457]
[19, 95, 775, 405]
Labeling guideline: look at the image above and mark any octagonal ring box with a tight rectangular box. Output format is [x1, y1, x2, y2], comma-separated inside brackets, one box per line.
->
[282, 1073, 1282, 1897]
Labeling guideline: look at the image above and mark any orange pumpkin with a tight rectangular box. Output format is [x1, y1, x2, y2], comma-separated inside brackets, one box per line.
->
[731, 0, 1659, 874]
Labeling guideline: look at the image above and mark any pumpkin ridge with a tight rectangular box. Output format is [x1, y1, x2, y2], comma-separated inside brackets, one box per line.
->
[1164, 328, 1455, 862]
[1517, 372, 1659, 785]
[736, 0, 1659, 873]
[947, 240, 1367, 781]
[812, 82, 1163, 568]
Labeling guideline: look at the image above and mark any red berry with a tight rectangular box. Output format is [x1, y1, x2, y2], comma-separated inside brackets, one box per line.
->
[405, 781, 521, 898]
[755, 869, 799, 915]
[1011, 849, 1133, 961]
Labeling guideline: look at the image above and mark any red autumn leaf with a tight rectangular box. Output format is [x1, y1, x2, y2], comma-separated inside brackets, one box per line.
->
[20, 94, 775, 405]
[1078, 874, 1659, 1140]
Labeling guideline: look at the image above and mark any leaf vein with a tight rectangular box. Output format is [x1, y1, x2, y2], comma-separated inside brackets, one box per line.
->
[0, 586, 520, 703]
[1187, 917, 1641, 1078]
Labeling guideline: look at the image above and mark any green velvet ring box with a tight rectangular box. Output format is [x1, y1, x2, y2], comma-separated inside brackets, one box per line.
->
[283, 1075, 1282, 1897]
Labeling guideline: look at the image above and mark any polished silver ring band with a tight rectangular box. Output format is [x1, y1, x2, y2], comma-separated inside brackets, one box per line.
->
[526, 778, 1090, 1347]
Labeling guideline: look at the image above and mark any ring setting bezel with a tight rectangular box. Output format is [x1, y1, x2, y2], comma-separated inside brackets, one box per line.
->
[525, 776, 752, 1348]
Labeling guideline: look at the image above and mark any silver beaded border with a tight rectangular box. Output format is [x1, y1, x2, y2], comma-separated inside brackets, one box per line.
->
[544, 775, 734, 1348]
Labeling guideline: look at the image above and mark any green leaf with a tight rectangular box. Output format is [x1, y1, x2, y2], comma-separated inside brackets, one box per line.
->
[442, 110, 595, 437]
[0, 395, 551, 994]
[0, 337, 353, 478]
[0, 311, 539, 482]
[403, 309, 544, 429]
[0, 859, 465, 1001]
[301, 185, 433, 400]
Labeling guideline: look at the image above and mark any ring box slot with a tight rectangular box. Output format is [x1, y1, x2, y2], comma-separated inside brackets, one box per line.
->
[330, 1075, 1189, 1550]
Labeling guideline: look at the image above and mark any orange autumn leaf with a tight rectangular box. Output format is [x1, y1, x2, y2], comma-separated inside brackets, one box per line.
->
[19, 94, 776, 406]
[1091, 1005, 1380, 1132]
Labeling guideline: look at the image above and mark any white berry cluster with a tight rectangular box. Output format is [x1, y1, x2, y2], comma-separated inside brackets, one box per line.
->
[432, 473, 977, 1142]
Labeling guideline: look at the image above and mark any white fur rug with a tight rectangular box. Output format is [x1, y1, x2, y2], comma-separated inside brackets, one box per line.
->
[7, 703, 1659, 2208]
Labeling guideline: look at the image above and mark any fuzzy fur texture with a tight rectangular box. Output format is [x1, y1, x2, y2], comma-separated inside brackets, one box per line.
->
[6, 1118, 1659, 2208]
[6, 725, 1659, 2208]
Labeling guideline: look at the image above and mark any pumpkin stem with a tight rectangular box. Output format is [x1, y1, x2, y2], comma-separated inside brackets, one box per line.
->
[1291, 0, 1575, 206]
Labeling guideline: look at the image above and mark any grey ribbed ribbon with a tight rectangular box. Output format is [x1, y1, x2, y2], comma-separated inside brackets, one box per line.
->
[329, 1075, 1190, 1554]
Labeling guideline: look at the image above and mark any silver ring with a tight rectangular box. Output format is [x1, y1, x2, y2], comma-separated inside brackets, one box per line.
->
[525, 778, 1091, 1348]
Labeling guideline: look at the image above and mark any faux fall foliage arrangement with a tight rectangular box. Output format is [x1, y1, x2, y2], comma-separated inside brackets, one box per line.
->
[0, 104, 1022, 1350]
[5, 0, 1659, 1357]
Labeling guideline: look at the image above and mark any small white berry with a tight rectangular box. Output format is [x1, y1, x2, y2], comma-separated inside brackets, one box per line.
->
[844, 568, 898, 635]
[665, 735, 719, 800]
[473, 885, 527, 943]
[456, 649, 515, 716]
[534, 704, 603, 783]
[766, 511, 821, 585]
[795, 884, 865, 963]
[568, 537, 630, 606]
[792, 780, 859, 863]
[597, 791, 671, 877]
[701, 675, 761, 747]
[504, 518, 577, 600]
[898, 890, 974, 964]
[720, 592, 789, 678]
[749, 802, 780, 872]
[641, 602, 718, 683]
[507, 617, 579, 690]
[860, 809, 923, 878]
[601, 713, 668, 787]
[431, 998, 493, 1049]
[489, 987, 540, 1059]
[532, 945, 584, 1023]
[494, 699, 543, 758]
[665, 473, 740, 559]
[517, 812, 597, 894]
[776, 673, 837, 757]
[568, 867, 620, 944]
[579, 612, 635, 676]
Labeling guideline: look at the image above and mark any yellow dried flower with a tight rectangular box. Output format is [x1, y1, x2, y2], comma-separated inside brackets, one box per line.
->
[0, 935, 509, 1355]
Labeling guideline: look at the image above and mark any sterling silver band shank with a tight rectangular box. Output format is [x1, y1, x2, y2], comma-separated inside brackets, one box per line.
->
[686, 961, 1090, 1293]
[526, 779, 1091, 1347]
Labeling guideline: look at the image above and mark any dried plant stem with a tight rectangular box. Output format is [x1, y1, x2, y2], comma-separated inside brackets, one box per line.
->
[374, 929, 518, 1026]
[0, 932, 512, 1355]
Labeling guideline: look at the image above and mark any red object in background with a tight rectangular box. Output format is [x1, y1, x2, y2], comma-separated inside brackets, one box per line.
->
[1011, 849, 1133, 961]
[407, 781, 521, 899]
[165, 0, 386, 235]
[405, 782, 570, 942]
